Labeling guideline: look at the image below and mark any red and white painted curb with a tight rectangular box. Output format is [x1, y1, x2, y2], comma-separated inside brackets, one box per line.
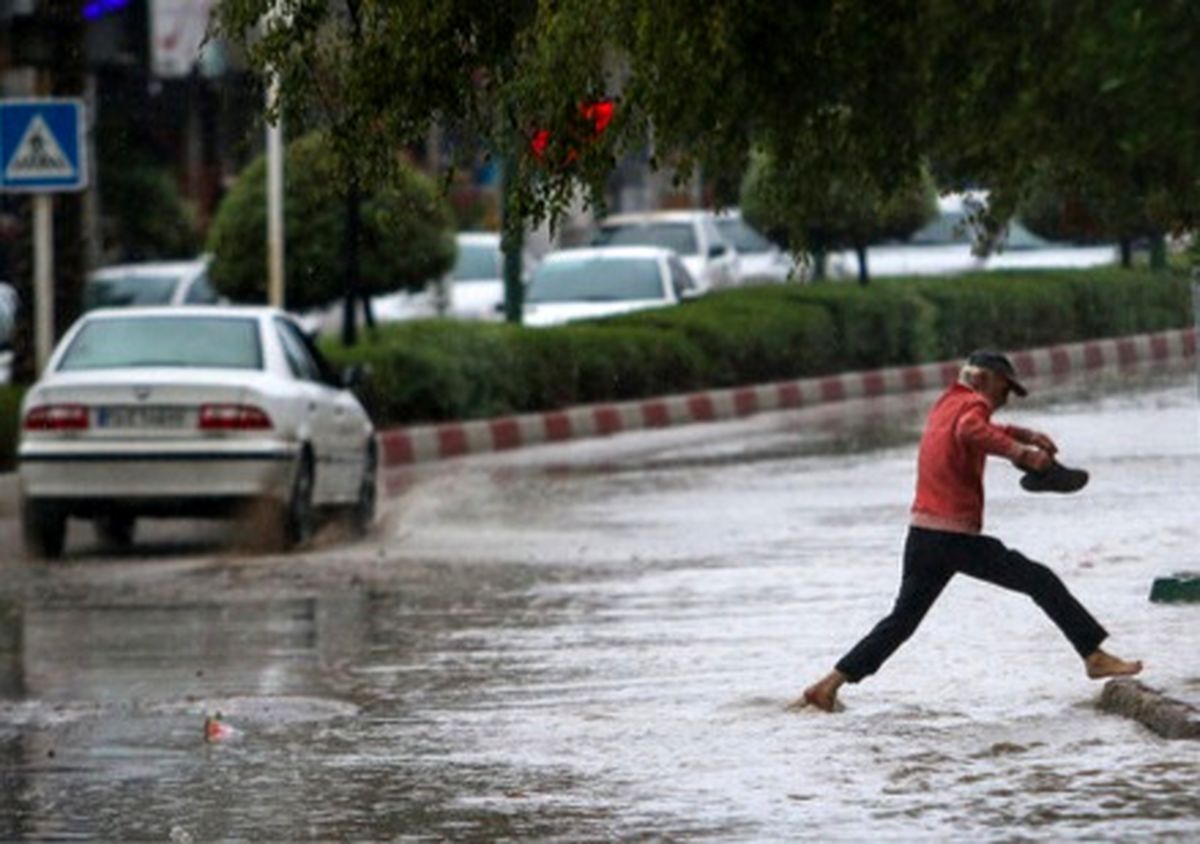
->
[378, 327, 1196, 468]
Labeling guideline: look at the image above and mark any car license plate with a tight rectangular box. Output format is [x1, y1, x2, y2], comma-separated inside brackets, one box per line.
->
[96, 405, 187, 429]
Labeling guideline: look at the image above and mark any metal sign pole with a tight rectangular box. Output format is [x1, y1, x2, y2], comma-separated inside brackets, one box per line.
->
[33, 193, 54, 373]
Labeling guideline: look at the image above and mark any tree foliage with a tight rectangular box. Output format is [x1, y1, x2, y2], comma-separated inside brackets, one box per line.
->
[925, 1, 1200, 243]
[99, 164, 199, 263]
[205, 132, 455, 311]
[95, 104, 201, 263]
[212, 1, 1200, 248]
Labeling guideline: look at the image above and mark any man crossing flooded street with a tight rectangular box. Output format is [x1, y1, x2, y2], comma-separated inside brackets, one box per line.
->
[798, 351, 1143, 713]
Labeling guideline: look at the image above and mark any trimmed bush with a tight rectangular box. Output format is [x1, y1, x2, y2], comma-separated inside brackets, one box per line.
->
[207, 132, 455, 311]
[0, 386, 25, 472]
[613, 288, 838, 384]
[908, 268, 1190, 357]
[790, 281, 937, 368]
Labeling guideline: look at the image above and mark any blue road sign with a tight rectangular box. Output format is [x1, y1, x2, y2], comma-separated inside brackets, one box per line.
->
[0, 99, 87, 193]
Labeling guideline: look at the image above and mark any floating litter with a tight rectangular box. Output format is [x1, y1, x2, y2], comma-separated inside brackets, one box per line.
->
[203, 713, 237, 743]
[1149, 572, 1200, 603]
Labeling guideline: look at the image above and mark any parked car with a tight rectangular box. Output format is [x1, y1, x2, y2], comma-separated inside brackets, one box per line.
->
[590, 210, 738, 292]
[17, 306, 376, 558]
[84, 257, 219, 310]
[523, 246, 700, 327]
[306, 232, 535, 332]
[830, 192, 1118, 279]
[713, 209, 797, 283]
[0, 281, 16, 384]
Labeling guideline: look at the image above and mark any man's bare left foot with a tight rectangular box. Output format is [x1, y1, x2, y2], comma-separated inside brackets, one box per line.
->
[1085, 649, 1143, 679]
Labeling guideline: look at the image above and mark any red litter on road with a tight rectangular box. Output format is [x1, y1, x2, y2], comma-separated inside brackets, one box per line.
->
[204, 714, 236, 742]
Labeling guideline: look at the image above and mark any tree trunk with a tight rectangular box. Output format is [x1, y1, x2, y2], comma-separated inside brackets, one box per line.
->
[340, 175, 362, 347]
[1119, 237, 1133, 268]
[810, 233, 827, 282]
[48, 2, 85, 344]
[1148, 232, 1167, 272]
[855, 243, 870, 286]
[360, 291, 376, 332]
[500, 146, 524, 323]
[341, 0, 366, 345]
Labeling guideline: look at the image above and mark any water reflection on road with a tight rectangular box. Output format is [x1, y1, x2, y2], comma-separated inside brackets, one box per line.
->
[1, 361, 1198, 840]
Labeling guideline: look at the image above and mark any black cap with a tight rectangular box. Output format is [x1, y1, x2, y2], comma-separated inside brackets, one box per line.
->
[967, 349, 1027, 397]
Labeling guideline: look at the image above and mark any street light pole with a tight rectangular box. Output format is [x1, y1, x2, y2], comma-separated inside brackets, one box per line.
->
[266, 75, 285, 308]
[32, 194, 54, 372]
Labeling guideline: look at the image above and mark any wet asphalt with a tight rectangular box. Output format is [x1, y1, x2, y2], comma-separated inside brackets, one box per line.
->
[1, 360, 1198, 841]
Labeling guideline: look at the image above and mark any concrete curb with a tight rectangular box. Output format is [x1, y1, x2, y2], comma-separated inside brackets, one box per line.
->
[1098, 679, 1200, 740]
[378, 327, 1197, 468]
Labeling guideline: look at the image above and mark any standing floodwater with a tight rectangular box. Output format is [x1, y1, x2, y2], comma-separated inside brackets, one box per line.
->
[1, 362, 1198, 840]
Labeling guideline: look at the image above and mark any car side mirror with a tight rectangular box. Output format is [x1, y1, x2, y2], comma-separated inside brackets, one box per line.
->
[709, 244, 727, 258]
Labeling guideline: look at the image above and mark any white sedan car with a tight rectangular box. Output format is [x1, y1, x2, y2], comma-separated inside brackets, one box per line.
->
[17, 306, 377, 558]
[523, 246, 700, 327]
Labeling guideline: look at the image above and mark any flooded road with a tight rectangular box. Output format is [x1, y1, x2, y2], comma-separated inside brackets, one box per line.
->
[2, 362, 1199, 840]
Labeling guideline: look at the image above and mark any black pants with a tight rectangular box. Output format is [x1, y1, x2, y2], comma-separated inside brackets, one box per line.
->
[835, 526, 1108, 682]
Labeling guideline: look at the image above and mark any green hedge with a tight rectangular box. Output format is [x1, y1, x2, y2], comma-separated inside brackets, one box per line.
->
[325, 267, 1193, 428]
[906, 269, 1191, 355]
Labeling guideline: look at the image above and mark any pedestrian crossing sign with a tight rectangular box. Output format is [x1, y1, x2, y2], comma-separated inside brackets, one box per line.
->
[0, 99, 87, 192]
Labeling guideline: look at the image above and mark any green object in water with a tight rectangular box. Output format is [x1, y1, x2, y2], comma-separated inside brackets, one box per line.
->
[1149, 573, 1200, 603]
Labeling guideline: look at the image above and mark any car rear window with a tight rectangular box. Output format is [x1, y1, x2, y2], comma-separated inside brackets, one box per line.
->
[84, 274, 182, 310]
[527, 257, 664, 303]
[58, 316, 263, 371]
[593, 222, 699, 256]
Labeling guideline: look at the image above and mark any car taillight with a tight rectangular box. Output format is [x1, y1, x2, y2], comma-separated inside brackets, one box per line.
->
[198, 404, 274, 431]
[24, 404, 90, 431]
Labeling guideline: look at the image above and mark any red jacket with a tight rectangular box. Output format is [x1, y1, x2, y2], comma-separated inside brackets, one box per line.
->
[910, 383, 1029, 534]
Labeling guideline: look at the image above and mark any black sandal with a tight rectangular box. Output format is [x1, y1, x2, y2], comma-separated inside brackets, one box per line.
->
[1021, 461, 1089, 494]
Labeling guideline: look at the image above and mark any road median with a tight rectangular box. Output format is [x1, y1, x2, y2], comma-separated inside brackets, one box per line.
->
[378, 326, 1196, 468]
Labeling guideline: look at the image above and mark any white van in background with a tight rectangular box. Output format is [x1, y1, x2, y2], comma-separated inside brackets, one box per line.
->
[591, 210, 739, 292]
[84, 257, 219, 310]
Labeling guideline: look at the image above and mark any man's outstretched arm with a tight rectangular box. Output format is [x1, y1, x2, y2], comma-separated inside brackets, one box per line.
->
[957, 407, 1053, 471]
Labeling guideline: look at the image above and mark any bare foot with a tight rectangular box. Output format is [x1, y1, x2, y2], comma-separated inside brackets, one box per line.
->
[1085, 649, 1143, 679]
[788, 671, 846, 712]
